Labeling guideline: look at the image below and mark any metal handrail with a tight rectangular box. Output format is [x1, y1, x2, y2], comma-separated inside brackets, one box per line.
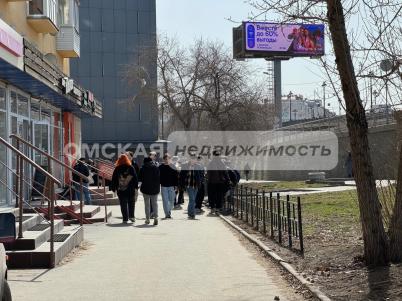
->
[10, 135, 109, 223]
[1, 137, 60, 185]
[10, 134, 89, 183]
[0, 136, 58, 267]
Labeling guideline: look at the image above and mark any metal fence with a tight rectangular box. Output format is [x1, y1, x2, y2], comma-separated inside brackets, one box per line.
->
[223, 185, 304, 255]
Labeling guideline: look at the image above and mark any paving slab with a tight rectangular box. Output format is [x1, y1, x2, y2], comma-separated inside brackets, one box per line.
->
[9, 196, 303, 301]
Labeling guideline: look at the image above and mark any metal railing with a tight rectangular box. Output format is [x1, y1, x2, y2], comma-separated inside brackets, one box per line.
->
[0, 136, 61, 267]
[55, 153, 111, 222]
[10, 135, 109, 223]
[279, 105, 399, 133]
[223, 185, 304, 254]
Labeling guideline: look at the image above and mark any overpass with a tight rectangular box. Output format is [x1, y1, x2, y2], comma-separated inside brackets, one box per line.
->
[252, 106, 400, 181]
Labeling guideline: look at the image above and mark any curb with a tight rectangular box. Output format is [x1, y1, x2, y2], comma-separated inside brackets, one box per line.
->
[218, 214, 332, 301]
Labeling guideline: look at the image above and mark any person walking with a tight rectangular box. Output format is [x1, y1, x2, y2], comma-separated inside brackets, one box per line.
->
[73, 158, 92, 205]
[159, 154, 178, 219]
[207, 151, 230, 214]
[111, 154, 138, 224]
[126, 151, 140, 204]
[180, 154, 204, 219]
[195, 156, 206, 213]
[139, 157, 160, 225]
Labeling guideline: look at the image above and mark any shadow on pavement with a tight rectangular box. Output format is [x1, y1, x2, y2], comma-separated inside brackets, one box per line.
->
[106, 223, 134, 228]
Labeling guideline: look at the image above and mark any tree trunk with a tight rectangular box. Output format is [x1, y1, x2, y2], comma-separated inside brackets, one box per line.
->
[327, 0, 389, 266]
[389, 139, 402, 262]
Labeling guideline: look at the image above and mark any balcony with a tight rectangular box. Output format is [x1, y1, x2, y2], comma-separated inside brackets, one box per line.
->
[56, 26, 80, 57]
[27, 0, 58, 34]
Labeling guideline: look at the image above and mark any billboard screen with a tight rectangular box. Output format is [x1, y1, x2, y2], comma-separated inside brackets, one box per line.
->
[244, 22, 325, 57]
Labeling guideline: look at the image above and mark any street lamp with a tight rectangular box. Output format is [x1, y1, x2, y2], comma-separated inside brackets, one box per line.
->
[288, 91, 293, 121]
[369, 71, 374, 111]
[322, 82, 327, 118]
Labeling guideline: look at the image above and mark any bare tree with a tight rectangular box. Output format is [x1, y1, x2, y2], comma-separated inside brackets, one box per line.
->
[125, 36, 275, 134]
[248, 0, 402, 265]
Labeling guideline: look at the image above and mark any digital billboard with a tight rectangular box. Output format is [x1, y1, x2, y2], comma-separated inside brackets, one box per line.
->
[240, 22, 325, 58]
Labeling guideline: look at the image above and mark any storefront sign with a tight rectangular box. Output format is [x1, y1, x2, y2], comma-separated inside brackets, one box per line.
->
[61, 77, 74, 94]
[0, 18, 23, 57]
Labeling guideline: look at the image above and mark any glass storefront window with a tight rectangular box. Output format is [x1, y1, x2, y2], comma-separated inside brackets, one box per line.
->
[31, 103, 40, 121]
[0, 111, 6, 205]
[10, 91, 17, 114]
[18, 95, 29, 117]
[0, 88, 5, 110]
[41, 109, 51, 122]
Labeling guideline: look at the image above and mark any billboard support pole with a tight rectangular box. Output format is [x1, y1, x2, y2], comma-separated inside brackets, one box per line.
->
[274, 59, 282, 128]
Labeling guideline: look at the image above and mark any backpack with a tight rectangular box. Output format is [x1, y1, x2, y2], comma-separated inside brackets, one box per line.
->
[118, 172, 133, 192]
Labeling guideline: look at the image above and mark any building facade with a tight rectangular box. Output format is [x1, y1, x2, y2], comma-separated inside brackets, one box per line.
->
[70, 0, 158, 151]
[282, 94, 335, 123]
[0, 0, 102, 206]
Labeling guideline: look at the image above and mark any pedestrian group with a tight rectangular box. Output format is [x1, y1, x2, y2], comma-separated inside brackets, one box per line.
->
[108, 150, 240, 226]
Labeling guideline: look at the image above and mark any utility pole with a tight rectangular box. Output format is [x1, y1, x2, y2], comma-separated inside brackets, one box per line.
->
[161, 100, 164, 140]
[273, 60, 282, 128]
[322, 81, 327, 118]
[288, 91, 293, 122]
[369, 71, 374, 111]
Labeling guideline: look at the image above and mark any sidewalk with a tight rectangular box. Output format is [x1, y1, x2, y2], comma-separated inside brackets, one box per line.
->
[9, 197, 303, 301]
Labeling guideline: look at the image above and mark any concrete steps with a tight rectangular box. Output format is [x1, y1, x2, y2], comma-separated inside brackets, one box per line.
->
[7, 225, 83, 269]
[7, 220, 65, 251]
[89, 186, 119, 205]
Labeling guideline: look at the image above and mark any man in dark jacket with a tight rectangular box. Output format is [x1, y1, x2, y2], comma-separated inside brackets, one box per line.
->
[159, 154, 178, 219]
[207, 151, 230, 214]
[111, 154, 138, 223]
[73, 158, 91, 205]
[139, 157, 160, 225]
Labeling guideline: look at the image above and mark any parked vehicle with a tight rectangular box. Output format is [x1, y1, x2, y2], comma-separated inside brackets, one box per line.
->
[0, 213, 15, 301]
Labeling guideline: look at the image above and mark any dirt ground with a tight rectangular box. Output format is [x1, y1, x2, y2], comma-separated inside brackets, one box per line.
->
[227, 215, 402, 301]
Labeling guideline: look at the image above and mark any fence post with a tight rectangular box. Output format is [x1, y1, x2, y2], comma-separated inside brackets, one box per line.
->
[250, 188, 254, 227]
[270, 192, 274, 238]
[245, 187, 249, 223]
[297, 197, 304, 255]
[262, 191, 266, 234]
[277, 193, 282, 244]
[287, 195, 292, 249]
[236, 186, 239, 218]
[255, 189, 259, 230]
[240, 186, 243, 220]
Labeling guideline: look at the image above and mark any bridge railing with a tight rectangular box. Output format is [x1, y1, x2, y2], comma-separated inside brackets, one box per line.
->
[280, 105, 399, 133]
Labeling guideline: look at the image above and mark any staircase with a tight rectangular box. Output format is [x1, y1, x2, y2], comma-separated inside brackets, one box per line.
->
[89, 186, 119, 205]
[26, 201, 113, 225]
[5, 211, 83, 269]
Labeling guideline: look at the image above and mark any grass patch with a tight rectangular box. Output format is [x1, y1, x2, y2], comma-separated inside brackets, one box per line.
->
[300, 190, 360, 236]
[241, 181, 329, 191]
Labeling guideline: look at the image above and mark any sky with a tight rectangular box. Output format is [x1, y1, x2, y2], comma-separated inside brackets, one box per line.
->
[156, 0, 339, 112]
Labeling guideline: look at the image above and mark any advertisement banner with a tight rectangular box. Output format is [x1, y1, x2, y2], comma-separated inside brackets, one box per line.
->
[244, 22, 325, 57]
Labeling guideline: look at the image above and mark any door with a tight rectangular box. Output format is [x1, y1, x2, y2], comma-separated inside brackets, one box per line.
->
[32, 121, 50, 169]
[10, 116, 31, 204]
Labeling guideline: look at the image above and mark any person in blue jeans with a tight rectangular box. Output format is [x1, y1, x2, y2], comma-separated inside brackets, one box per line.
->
[159, 154, 178, 219]
[73, 158, 92, 205]
[180, 154, 204, 219]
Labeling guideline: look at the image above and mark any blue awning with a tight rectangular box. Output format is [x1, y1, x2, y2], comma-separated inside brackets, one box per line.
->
[0, 57, 95, 118]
